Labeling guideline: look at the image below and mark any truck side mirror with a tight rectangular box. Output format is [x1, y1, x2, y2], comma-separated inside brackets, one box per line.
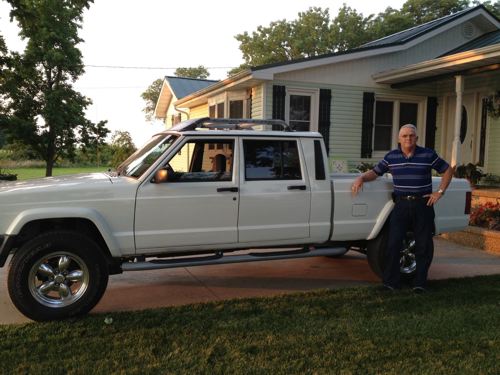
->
[153, 168, 169, 183]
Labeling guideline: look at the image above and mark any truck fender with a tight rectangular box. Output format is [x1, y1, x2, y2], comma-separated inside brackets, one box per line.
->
[366, 200, 394, 240]
[6, 207, 121, 256]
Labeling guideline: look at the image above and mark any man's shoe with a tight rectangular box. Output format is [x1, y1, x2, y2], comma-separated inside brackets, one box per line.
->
[412, 286, 427, 294]
[380, 284, 397, 292]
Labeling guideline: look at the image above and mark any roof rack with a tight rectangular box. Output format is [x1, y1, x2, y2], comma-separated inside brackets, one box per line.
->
[169, 118, 292, 132]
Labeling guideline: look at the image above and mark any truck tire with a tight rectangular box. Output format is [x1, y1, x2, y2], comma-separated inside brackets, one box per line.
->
[7, 231, 109, 321]
[367, 226, 423, 281]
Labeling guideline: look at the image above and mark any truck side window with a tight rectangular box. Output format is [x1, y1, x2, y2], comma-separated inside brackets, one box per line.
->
[314, 140, 326, 180]
[243, 140, 302, 180]
[167, 139, 234, 182]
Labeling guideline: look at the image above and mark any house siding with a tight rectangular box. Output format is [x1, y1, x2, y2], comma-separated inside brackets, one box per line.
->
[189, 104, 209, 119]
[251, 85, 263, 119]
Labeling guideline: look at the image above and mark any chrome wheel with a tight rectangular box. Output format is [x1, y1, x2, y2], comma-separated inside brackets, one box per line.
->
[400, 236, 416, 274]
[28, 252, 90, 308]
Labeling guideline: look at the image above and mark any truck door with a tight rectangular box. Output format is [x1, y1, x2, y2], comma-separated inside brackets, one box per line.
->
[238, 137, 311, 243]
[134, 137, 239, 252]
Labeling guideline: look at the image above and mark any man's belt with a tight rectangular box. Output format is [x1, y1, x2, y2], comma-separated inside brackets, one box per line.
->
[393, 195, 426, 202]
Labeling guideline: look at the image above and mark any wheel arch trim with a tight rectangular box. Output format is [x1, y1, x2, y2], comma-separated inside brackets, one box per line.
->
[366, 201, 394, 240]
[6, 208, 121, 256]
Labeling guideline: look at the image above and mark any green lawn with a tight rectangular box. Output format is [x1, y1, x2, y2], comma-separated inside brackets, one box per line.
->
[4, 167, 108, 180]
[1, 275, 500, 374]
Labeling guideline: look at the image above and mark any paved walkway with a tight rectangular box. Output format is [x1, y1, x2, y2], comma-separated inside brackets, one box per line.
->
[1, 237, 500, 325]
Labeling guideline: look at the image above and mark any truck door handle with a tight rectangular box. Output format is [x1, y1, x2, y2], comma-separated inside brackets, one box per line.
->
[217, 187, 239, 193]
[288, 185, 307, 191]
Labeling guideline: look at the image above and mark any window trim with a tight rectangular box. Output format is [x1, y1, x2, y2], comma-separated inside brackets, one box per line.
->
[242, 138, 304, 181]
[285, 87, 319, 132]
[162, 137, 236, 183]
[208, 91, 248, 118]
[372, 95, 425, 158]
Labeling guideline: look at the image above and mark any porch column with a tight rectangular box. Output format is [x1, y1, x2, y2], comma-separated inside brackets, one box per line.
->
[450, 75, 464, 168]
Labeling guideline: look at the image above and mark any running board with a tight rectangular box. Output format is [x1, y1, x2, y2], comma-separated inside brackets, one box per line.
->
[121, 247, 347, 272]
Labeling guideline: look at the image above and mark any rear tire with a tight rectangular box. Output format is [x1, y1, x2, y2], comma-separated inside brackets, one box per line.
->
[367, 226, 422, 281]
[8, 231, 109, 321]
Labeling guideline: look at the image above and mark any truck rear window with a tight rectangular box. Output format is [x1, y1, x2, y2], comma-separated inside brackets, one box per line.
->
[243, 140, 302, 180]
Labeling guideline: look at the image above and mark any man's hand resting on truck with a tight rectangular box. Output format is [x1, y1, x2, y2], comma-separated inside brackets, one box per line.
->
[351, 170, 378, 197]
[351, 176, 364, 197]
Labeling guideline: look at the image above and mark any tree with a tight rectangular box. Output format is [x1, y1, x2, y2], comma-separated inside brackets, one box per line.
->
[233, 0, 484, 68]
[141, 78, 163, 122]
[330, 5, 373, 52]
[174, 65, 210, 79]
[79, 120, 110, 167]
[0, 0, 108, 176]
[474, 0, 500, 17]
[234, 7, 335, 68]
[110, 130, 136, 168]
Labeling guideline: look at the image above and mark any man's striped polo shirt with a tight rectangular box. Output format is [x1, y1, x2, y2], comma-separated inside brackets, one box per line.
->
[373, 145, 449, 196]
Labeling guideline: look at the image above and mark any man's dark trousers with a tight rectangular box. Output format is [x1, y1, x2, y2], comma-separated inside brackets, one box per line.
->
[383, 197, 435, 288]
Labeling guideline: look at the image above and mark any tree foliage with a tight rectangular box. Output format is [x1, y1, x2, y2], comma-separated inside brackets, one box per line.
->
[141, 78, 163, 122]
[0, 0, 109, 176]
[109, 130, 136, 168]
[233, 0, 493, 70]
[174, 66, 210, 79]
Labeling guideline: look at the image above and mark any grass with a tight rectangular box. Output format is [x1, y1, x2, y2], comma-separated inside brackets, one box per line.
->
[1, 275, 500, 374]
[3, 167, 108, 180]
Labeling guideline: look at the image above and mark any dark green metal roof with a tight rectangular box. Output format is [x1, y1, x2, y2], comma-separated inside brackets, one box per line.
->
[166, 76, 218, 99]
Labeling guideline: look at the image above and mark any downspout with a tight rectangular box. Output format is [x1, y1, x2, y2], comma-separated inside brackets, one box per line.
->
[174, 105, 190, 120]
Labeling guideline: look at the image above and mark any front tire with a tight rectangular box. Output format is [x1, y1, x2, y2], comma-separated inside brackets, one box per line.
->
[8, 231, 109, 321]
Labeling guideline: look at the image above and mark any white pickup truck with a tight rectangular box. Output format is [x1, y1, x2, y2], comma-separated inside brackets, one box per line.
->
[0, 118, 471, 321]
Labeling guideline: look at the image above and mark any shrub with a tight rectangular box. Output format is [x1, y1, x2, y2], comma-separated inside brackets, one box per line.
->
[356, 162, 375, 173]
[0, 168, 17, 181]
[454, 163, 486, 186]
[469, 202, 500, 231]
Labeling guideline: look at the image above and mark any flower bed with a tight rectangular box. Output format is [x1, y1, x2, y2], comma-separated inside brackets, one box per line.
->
[469, 202, 500, 231]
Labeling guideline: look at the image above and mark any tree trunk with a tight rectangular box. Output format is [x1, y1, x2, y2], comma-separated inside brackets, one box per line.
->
[45, 160, 54, 177]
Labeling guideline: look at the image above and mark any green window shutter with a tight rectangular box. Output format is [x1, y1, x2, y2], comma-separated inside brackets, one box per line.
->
[361, 92, 375, 158]
[425, 97, 438, 149]
[319, 89, 332, 155]
[272, 85, 286, 120]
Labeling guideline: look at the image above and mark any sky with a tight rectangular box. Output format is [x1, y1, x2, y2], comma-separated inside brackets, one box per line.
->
[0, 0, 407, 147]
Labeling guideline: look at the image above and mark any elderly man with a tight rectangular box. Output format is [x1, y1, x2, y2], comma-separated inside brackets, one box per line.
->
[352, 124, 453, 292]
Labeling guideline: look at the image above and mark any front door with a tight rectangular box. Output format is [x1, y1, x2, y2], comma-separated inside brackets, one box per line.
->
[237, 137, 311, 243]
[446, 94, 476, 164]
[134, 137, 239, 252]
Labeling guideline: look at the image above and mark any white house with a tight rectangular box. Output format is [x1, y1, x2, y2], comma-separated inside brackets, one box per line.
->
[155, 5, 500, 174]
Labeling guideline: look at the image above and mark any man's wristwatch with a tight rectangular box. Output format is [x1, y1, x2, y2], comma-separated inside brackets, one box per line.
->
[437, 189, 445, 195]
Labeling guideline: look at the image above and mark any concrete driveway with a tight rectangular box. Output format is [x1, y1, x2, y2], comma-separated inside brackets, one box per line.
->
[2, 237, 500, 325]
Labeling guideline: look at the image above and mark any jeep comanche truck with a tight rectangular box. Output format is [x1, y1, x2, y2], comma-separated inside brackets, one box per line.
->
[0, 118, 471, 321]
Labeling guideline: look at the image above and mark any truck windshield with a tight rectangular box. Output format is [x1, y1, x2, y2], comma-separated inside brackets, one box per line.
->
[117, 134, 178, 178]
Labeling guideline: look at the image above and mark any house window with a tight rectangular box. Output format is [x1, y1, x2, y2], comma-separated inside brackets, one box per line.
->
[374, 101, 393, 151]
[285, 89, 318, 132]
[374, 99, 420, 152]
[217, 103, 225, 118]
[229, 100, 244, 118]
[209, 103, 225, 118]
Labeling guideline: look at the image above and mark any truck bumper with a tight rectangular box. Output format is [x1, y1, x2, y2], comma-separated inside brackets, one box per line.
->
[0, 235, 16, 267]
